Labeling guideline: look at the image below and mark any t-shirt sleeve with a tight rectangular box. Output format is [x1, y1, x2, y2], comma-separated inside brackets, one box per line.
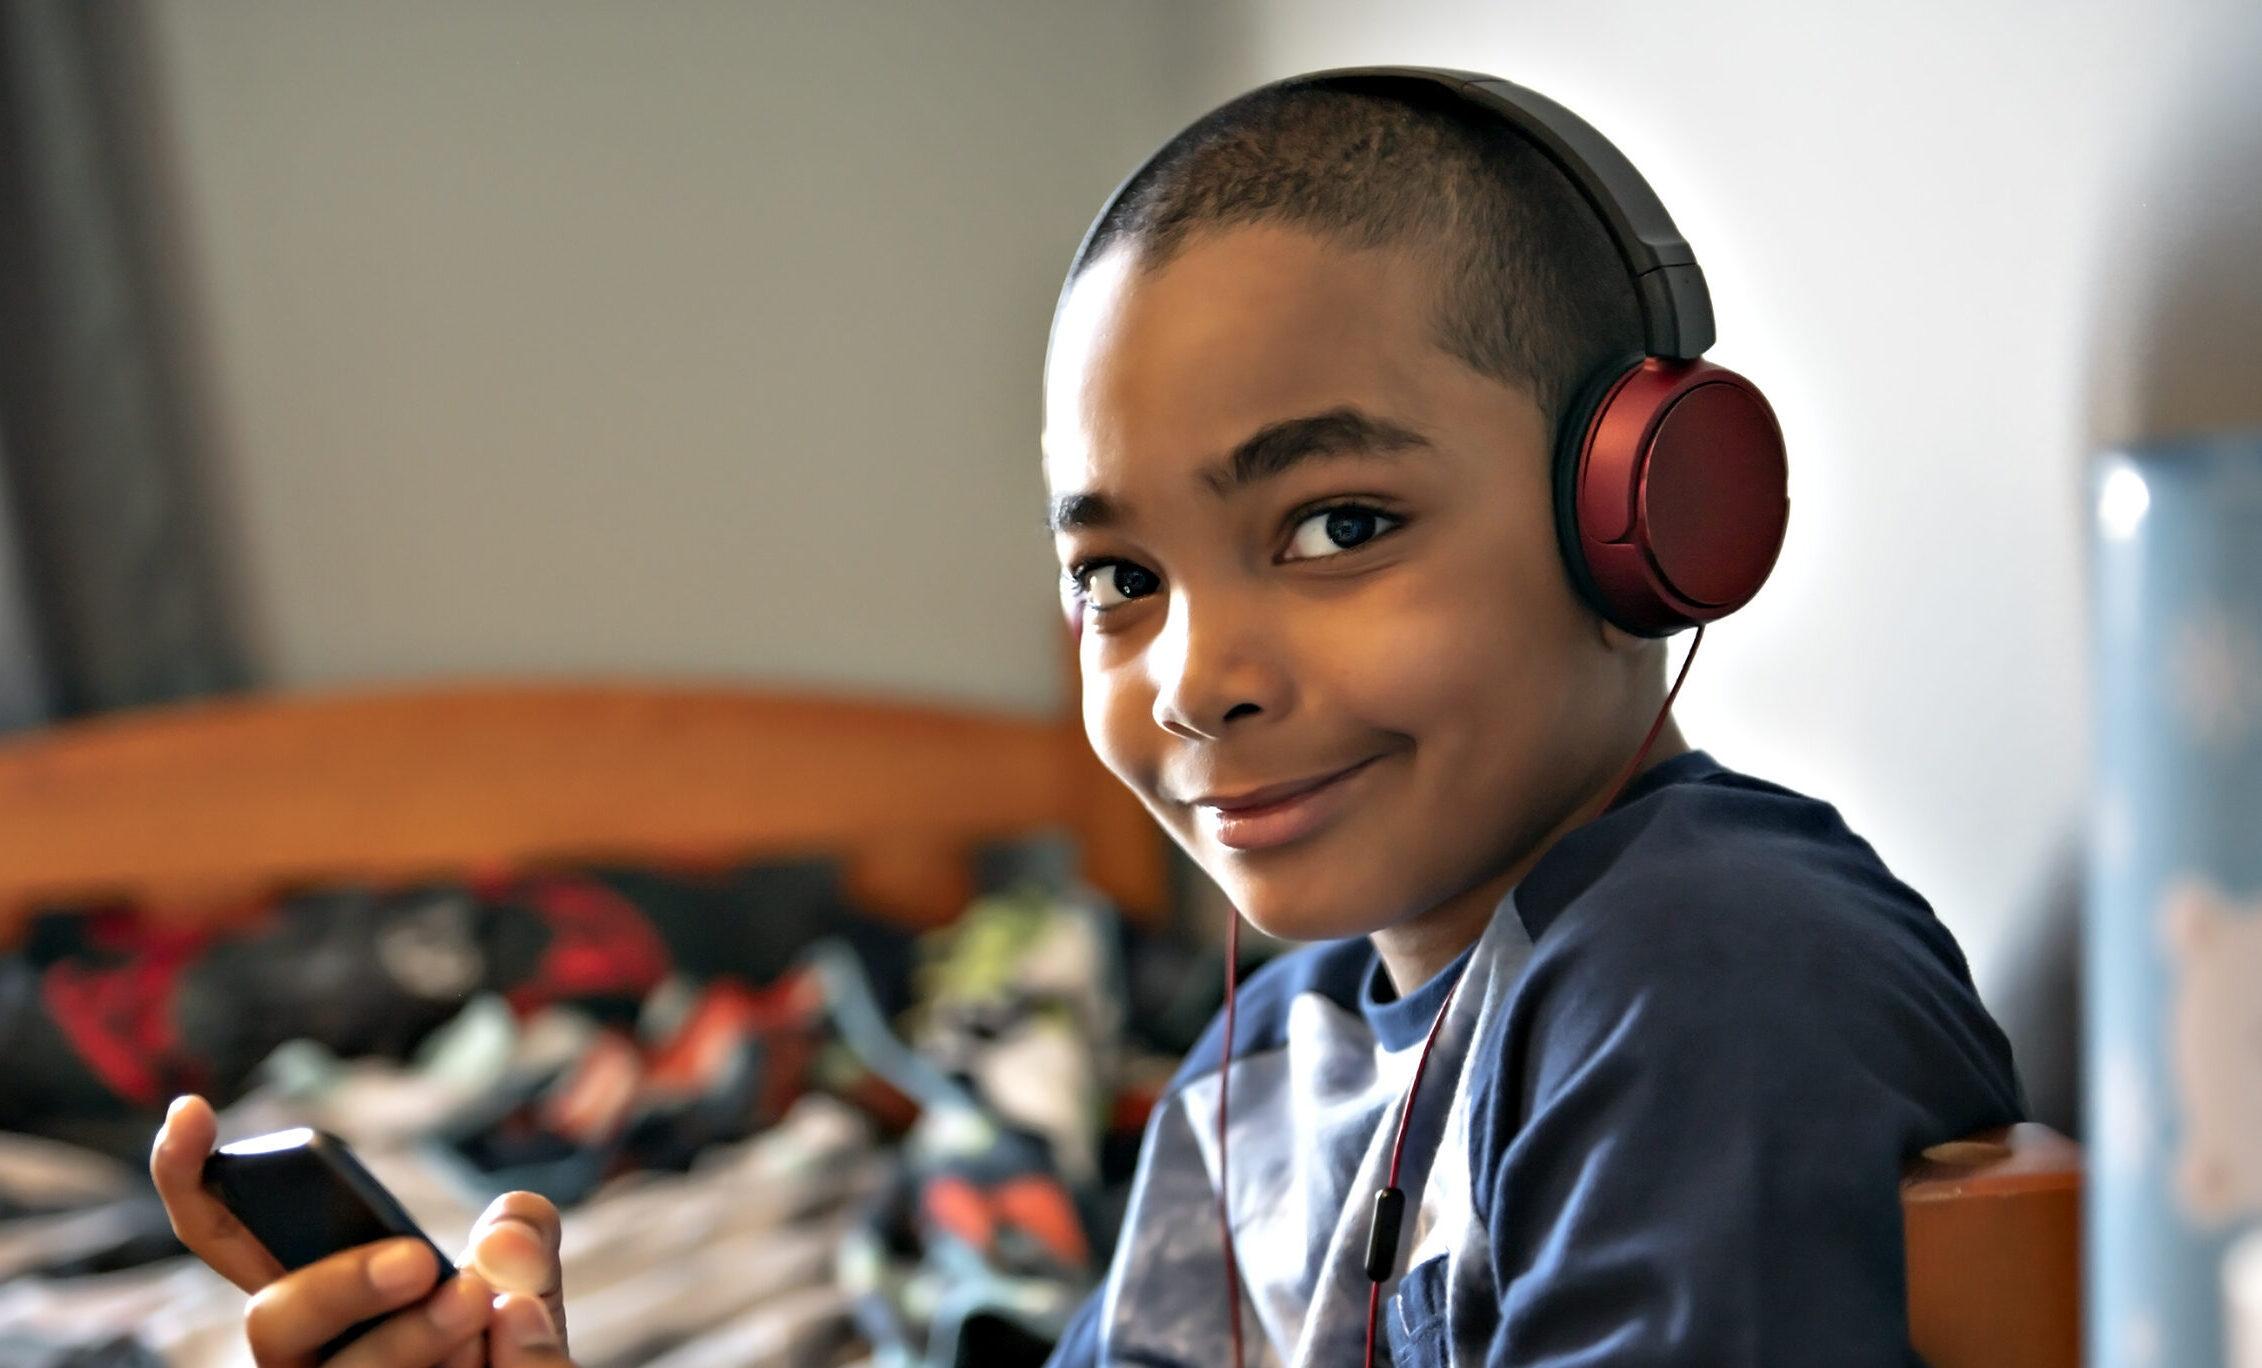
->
[1466, 862, 2023, 1366]
[1045, 1286, 1104, 1368]
[1046, 941, 1366, 1368]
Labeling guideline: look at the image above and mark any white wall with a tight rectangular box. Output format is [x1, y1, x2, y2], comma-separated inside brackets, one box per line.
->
[144, 1, 1203, 716]
[1188, 0, 2257, 977]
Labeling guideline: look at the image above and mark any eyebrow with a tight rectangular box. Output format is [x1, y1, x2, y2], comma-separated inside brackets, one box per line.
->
[1046, 406, 1430, 534]
[1047, 490, 1116, 533]
[1203, 407, 1432, 493]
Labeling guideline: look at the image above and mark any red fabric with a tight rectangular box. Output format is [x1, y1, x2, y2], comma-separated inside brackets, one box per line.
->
[990, 1173, 1091, 1269]
[504, 876, 671, 1015]
[644, 974, 825, 1125]
[921, 1171, 1091, 1271]
[924, 1174, 997, 1252]
[40, 916, 215, 1106]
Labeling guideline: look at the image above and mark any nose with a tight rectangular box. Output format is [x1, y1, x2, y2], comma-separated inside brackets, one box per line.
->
[1149, 588, 1291, 740]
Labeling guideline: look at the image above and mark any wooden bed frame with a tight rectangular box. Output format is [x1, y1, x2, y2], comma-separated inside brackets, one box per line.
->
[0, 681, 2077, 1367]
[0, 682, 1168, 943]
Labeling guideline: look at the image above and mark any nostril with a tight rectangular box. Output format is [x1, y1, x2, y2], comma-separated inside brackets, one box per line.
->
[1223, 702, 1261, 722]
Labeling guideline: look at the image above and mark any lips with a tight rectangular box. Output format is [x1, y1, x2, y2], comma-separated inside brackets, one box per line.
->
[1189, 756, 1381, 851]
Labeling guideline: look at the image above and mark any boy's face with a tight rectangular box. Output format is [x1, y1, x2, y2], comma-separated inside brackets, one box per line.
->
[1044, 226, 1636, 947]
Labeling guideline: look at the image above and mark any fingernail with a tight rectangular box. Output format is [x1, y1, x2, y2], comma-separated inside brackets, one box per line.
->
[165, 1096, 191, 1121]
[429, 1274, 487, 1331]
[154, 1097, 188, 1150]
[370, 1240, 431, 1294]
[494, 1293, 559, 1347]
[471, 1222, 554, 1294]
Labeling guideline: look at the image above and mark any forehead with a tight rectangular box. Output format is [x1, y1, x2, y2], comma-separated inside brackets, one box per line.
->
[1042, 226, 1447, 492]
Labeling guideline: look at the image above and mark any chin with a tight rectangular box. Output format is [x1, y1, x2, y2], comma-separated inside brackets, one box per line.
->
[1206, 852, 1403, 945]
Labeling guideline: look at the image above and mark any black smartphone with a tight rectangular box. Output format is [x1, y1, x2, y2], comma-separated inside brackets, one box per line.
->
[202, 1127, 456, 1352]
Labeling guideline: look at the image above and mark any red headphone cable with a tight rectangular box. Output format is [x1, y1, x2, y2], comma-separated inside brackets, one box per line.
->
[1211, 625, 1705, 1368]
[1216, 907, 1248, 1366]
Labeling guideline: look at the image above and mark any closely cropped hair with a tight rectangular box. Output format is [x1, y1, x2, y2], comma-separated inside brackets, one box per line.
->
[1074, 81, 1644, 432]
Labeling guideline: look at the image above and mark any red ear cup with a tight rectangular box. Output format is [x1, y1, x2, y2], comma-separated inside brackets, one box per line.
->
[1564, 358, 1788, 636]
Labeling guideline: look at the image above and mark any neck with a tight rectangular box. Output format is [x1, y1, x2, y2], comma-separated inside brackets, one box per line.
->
[1368, 719, 1691, 996]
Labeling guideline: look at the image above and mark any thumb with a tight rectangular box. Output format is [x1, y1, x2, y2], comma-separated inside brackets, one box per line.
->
[490, 1291, 572, 1368]
[464, 1191, 566, 1347]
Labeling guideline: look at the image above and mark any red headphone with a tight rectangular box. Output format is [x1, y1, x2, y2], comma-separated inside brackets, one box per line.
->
[1559, 351, 1788, 633]
[1393, 68, 1790, 635]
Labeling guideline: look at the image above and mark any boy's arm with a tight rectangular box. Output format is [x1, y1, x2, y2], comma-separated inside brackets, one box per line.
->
[1470, 880, 2021, 1367]
[1045, 1078, 1247, 1368]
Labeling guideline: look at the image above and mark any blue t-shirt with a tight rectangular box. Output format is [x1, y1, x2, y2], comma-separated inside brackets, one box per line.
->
[1048, 751, 2023, 1367]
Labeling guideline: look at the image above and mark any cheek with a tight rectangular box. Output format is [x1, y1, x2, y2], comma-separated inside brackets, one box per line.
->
[1268, 539, 1593, 865]
[1297, 551, 1542, 746]
[1081, 646, 1160, 793]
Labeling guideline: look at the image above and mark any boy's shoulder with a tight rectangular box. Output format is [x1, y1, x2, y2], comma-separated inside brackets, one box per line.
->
[1490, 750, 2019, 1132]
[1514, 749, 1975, 991]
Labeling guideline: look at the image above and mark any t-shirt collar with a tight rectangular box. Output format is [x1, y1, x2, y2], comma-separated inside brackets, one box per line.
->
[1360, 938, 1475, 1052]
[1356, 748, 1721, 1051]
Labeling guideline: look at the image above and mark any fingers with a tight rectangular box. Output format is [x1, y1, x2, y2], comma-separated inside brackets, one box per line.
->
[243, 1237, 446, 1365]
[324, 1271, 493, 1368]
[439, 1337, 484, 1368]
[463, 1191, 566, 1346]
[489, 1293, 573, 1368]
[151, 1094, 286, 1293]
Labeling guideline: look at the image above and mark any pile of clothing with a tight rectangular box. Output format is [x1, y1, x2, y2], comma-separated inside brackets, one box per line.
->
[0, 856, 1232, 1368]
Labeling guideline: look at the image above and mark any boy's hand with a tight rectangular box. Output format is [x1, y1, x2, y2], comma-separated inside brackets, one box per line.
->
[152, 1094, 541, 1367]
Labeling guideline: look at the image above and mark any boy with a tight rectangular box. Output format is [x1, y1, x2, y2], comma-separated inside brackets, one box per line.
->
[1037, 72, 2020, 1367]
[151, 69, 2020, 1368]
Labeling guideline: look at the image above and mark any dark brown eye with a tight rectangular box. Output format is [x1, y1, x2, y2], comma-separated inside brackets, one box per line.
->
[1076, 560, 1161, 608]
[1287, 506, 1399, 560]
[1113, 564, 1161, 598]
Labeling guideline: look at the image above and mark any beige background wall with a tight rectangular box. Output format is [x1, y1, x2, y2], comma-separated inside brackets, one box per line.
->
[145, 1, 1207, 716]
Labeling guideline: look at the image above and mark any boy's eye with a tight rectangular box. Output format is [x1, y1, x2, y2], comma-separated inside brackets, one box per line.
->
[1284, 505, 1402, 561]
[1072, 560, 1162, 609]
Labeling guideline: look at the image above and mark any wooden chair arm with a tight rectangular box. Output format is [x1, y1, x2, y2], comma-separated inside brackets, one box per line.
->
[1902, 1122, 2082, 1368]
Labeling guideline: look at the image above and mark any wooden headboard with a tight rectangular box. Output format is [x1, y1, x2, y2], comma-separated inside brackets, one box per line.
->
[0, 683, 1168, 944]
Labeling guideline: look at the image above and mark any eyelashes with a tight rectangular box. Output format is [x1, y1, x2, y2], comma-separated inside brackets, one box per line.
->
[1063, 500, 1407, 618]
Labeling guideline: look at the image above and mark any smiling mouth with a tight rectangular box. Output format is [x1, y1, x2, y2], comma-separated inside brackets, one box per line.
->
[1189, 756, 1383, 851]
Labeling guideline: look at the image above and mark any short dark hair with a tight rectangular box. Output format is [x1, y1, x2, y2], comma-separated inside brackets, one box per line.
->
[1071, 81, 1644, 431]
